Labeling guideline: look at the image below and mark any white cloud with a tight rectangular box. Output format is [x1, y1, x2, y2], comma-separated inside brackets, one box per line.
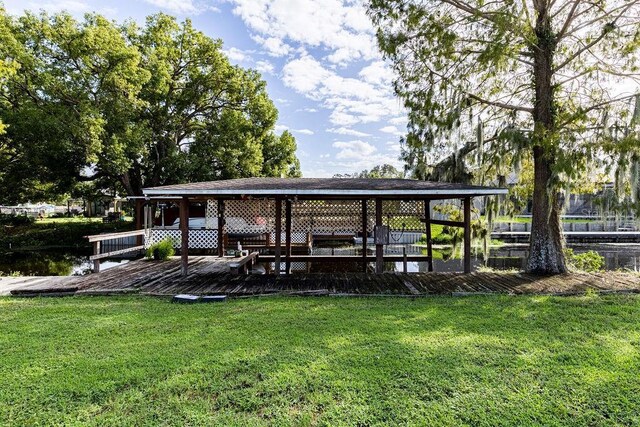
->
[379, 125, 404, 136]
[320, 153, 330, 158]
[255, 60, 275, 74]
[386, 140, 402, 152]
[327, 127, 371, 137]
[6, 0, 118, 17]
[282, 55, 404, 126]
[225, 47, 251, 63]
[333, 140, 377, 159]
[359, 61, 395, 87]
[274, 125, 313, 135]
[389, 116, 407, 126]
[252, 35, 293, 57]
[282, 55, 332, 93]
[19, 0, 90, 13]
[142, 0, 215, 14]
[298, 107, 319, 113]
[329, 110, 360, 126]
[35, 0, 90, 13]
[311, 153, 403, 176]
[230, 0, 379, 65]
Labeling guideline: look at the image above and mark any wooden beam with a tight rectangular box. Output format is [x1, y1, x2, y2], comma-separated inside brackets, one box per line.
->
[463, 197, 471, 274]
[424, 199, 433, 272]
[427, 219, 465, 228]
[361, 199, 368, 272]
[259, 255, 433, 262]
[180, 197, 189, 276]
[92, 241, 101, 273]
[375, 198, 383, 274]
[89, 245, 145, 261]
[135, 199, 144, 246]
[274, 198, 282, 275]
[85, 229, 146, 242]
[285, 199, 292, 275]
[217, 199, 224, 257]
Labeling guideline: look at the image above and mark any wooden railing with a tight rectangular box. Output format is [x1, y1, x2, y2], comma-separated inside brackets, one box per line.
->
[85, 229, 146, 273]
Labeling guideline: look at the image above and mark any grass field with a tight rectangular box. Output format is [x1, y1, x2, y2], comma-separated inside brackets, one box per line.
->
[2, 295, 640, 426]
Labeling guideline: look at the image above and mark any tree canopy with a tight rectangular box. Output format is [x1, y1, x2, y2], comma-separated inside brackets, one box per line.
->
[0, 10, 300, 203]
[369, 0, 640, 273]
[334, 163, 403, 179]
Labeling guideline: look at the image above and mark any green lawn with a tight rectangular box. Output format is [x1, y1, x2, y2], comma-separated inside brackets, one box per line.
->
[2, 295, 640, 426]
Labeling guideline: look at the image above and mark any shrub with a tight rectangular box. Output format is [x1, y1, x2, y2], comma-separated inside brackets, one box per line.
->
[0, 214, 35, 226]
[431, 233, 453, 244]
[565, 248, 605, 272]
[145, 238, 175, 260]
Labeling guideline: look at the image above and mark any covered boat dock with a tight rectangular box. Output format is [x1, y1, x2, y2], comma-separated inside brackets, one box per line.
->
[138, 178, 507, 276]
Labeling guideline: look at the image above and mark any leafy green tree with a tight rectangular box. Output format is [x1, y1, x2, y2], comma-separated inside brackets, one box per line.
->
[334, 163, 403, 178]
[0, 11, 300, 203]
[369, 0, 640, 273]
[0, 10, 147, 203]
[116, 14, 299, 195]
[261, 130, 301, 178]
[0, 7, 20, 186]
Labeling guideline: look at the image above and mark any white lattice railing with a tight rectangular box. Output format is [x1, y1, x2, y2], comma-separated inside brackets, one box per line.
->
[145, 229, 219, 249]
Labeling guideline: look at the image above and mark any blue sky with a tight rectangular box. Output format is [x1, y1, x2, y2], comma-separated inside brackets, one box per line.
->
[3, 0, 407, 177]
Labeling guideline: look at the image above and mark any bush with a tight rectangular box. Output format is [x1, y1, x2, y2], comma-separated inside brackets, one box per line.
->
[431, 233, 453, 244]
[565, 248, 605, 272]
[145, 238, 175, 260]
[0, 214, 35, 226]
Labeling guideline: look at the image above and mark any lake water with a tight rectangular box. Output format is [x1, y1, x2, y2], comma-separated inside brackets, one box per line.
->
[2, 243, 639, 276]
[0, 250, 133, 276]
[405, 243, 640, 273]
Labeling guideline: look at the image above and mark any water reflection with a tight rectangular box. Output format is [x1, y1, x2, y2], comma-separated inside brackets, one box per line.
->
[0, 250, 133, 276]
[395, 243, 640, 273]
[3, 243, 639, 276]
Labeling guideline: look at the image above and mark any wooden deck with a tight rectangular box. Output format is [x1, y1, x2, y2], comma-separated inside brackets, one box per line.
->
[2, 256, 640, 297]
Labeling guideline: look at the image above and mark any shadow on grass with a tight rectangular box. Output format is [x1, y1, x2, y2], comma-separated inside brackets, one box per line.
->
[1, 295, 639, 426]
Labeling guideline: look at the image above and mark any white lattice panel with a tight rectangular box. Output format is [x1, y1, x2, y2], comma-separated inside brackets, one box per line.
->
[223, 199, 275, 235]
[383, 200, 425, 231]
[292, 200, 367, 236]
[205, 199, 217, 229]
[146, 229, 218, 249]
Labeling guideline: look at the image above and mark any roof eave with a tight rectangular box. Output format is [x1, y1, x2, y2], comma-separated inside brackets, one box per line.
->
[142, 188, 509, 197]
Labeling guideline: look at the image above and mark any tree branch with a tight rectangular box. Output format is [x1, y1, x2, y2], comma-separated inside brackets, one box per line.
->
[467, 93, 533, 113]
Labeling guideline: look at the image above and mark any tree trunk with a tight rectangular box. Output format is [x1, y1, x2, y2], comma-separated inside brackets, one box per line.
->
[527, 3, 567, 274]
[528, 147, 567, 273]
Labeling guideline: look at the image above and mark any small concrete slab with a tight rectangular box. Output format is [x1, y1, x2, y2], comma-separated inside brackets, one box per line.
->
[172, 294, 200, 303]
[201, 295, 227, 303]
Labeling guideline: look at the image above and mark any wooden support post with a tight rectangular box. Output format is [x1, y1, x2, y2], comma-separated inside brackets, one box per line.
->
[361, 199, 368, 272]
[93, 241, 101, 273]
[424, 199, 433, 272]
[463, 197, 471, 274]
[375, 198, 383, 274]
[217, 199, 224, 257]
[135, 199, 144, 246]
[402, 246, 407, 273]
[285, 199, 292, 275]
[180, 197, 189, 277]
[275, 198, 282, 275]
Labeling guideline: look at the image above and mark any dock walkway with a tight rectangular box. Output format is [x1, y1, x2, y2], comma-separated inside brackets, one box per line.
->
[2, 256, 640, 297]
